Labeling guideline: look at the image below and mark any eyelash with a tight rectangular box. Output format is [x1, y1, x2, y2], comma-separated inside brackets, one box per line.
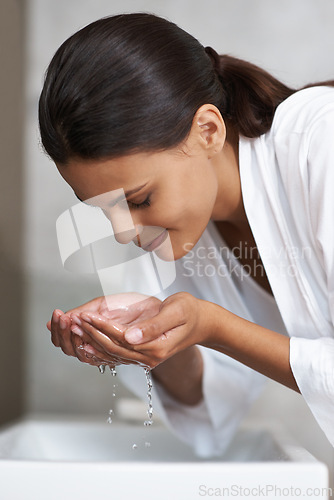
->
[127, 196, 151, 210]
[82, 196, 151, 211]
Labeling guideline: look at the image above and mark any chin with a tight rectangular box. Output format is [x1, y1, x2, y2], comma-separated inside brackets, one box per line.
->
[153, 239, 195, 262]
[152, 236, 178, 261]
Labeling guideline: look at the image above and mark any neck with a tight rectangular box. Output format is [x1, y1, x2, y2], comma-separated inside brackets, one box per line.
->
[211, 124, 247, 228]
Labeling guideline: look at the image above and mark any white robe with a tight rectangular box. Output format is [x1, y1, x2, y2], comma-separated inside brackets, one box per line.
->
[118, 86, 334, 456]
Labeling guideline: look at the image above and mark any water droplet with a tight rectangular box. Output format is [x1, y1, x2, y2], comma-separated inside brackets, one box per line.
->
[108, 409, 113, 415]
[107, 417, 113, 424]
[144, 367, 153, 427]
[98, 365, 106, 374]
[109, 367, 117, 376]
[112, 393, 116, 397]
[145, 442, 151, 448]
[132, 444, 138, 450]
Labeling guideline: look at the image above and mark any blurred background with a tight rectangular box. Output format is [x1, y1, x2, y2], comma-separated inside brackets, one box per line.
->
[1, 0, 334, 473]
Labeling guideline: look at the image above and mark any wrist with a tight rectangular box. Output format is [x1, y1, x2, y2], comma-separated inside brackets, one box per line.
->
[197, 298, 222, 346]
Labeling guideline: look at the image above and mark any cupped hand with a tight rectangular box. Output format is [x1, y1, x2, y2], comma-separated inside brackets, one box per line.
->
[46, 293, 161, 367]
[76, 292, 211, 369]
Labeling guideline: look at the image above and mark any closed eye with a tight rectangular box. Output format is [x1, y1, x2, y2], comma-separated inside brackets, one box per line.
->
[127, 196, 151, 210]
[75, 192, 151, 210]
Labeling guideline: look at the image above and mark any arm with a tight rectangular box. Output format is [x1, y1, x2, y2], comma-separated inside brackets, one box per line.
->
[287, 93, 334, 446]
[153, 299, 296, 404]
[79, 292, 299, 392]
[204, 300, 299, 392]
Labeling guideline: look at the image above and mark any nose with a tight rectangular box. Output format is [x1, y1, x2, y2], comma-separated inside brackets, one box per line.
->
[103, 203, 138, 245]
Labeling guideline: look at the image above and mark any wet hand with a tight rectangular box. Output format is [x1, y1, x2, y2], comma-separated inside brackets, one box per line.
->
[47, 296, 108, 366]
[78, 292, 211, 369]
[46, 293, 164, 367]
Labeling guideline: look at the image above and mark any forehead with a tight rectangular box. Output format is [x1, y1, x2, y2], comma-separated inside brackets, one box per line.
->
[56, 153, 153, 198]
[57, 149, 183, 198]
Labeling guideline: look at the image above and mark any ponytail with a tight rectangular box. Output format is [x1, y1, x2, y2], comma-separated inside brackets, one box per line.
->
[205, 47, 334, 138]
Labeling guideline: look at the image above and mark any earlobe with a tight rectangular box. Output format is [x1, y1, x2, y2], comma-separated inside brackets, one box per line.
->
[195, 104, 226, 158]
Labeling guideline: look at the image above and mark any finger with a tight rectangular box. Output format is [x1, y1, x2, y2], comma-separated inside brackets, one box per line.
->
[71, 332, 92, 364]
[80, 313, 127, 345]
[57, 314, 77, 356]
[70, 315, 95, 344]
[71, 321, 143, 367]
[70, 327, 101, 365]
[81, 321, 150, 365]
[70, 322, 117, 356]
[70, 324, 122, 365]
[80, 343, 132, 366]
[76, 347, 106, 366]
[70, 334, 111, 366]
[70, 335, 97, 365]
[50, 309, 63, 347]
[124, 300, 185, 345]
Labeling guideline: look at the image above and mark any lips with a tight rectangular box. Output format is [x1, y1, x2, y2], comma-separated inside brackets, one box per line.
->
[142, 229, 168, 252]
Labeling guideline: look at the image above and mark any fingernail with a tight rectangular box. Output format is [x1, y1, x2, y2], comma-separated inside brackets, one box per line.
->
[81, 313, 93, 324]
[71, 325, 84, 336]
[59, 317, 67, 329]
[71, 314, 81, 326]
[125, 328, 143, 344]
[52, 311, 59, 324]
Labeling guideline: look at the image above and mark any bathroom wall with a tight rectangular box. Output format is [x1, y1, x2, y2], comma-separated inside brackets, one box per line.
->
[0, 0, 24, 425]
[25, 0, 334, 470]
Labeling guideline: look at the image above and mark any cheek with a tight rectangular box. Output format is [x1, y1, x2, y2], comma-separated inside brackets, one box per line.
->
[172, 188, 217, 258]
[137, 168, 217, 252]
[181, 181, 217, 226]
[133, 204, 178, 229]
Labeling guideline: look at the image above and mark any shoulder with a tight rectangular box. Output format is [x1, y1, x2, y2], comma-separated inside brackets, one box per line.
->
[268, 86, 334, 174]
[272, 86, 334, 137]
[267, 87, 334, 248]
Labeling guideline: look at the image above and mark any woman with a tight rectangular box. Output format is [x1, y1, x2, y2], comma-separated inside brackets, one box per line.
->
[41, 13, 334, 455]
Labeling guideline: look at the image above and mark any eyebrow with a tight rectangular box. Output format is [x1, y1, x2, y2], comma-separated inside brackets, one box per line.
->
[74, 183, 148, 206]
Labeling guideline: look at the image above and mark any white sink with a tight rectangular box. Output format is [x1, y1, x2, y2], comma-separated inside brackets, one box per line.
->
[0, 416, 328, 500]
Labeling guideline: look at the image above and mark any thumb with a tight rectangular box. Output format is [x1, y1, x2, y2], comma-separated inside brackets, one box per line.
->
[124, 298, 182, 345]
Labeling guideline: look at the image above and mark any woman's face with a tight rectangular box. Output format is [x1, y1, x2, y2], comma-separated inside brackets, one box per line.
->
[57, 139, 239, 261]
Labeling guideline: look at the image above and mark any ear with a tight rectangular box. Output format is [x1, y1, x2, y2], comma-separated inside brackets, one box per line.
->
[190, 104, 226, 158]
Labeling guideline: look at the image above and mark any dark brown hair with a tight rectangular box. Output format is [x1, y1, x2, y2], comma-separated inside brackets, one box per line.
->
[38, 13, 334, 165]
